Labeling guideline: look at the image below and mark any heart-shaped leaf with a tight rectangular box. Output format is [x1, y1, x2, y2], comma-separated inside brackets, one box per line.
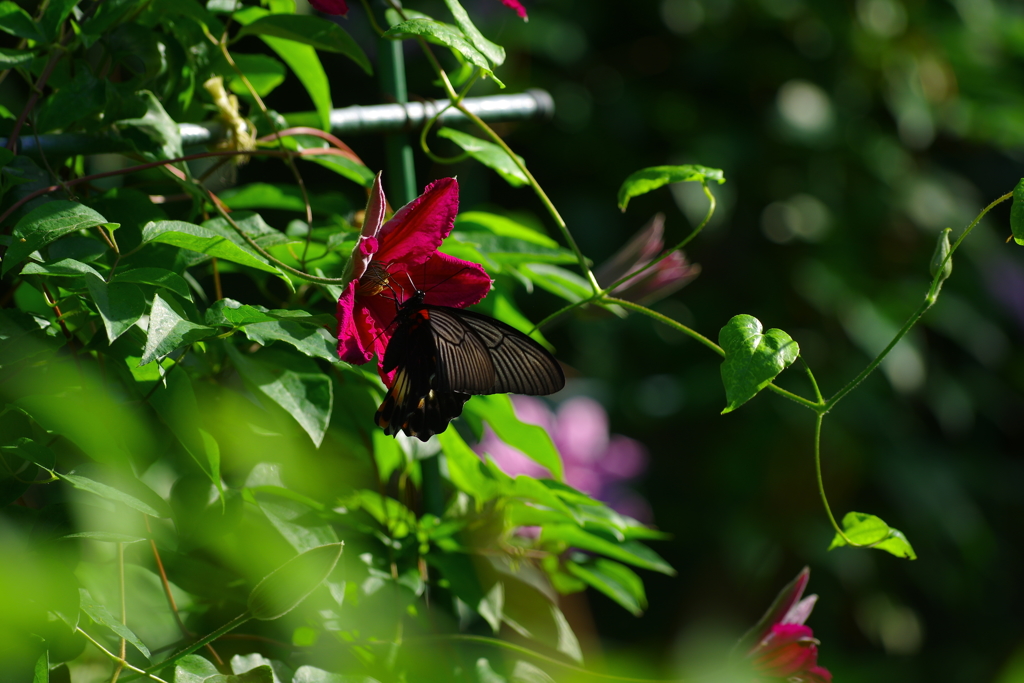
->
[719, 314, 799, 414]
[828, 511, 917, 560]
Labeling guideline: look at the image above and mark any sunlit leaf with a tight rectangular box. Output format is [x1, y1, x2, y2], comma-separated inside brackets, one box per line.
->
[617, 164, 725, 211]
[235, 14, 371, 74]
[383, 19, 503, 88]
[829, 511, 917, 560]
[86, 274, 147, 343]
[565, 558, 646, 616]
[111, 268, 192, 300]
[3, 201, 116, 276]
[466, 394, 562, 480]
[719, 314, 799, 414]
[140, 294, 216, 367]
[58, 472, 171, 518]
[79, 589, 151, 658]
[539, 524, 675, 575]
[228, 53, 287, 98]
[437, 128, 526, 186]
[141, 221, 282, 275]
[0, 1, 44, 41]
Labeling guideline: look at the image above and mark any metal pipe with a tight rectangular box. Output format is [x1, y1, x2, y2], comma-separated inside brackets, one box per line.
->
[1, 90, 555, 157]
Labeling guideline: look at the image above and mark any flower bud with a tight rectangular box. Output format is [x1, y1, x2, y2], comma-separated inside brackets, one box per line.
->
[929, 228, 953, 282]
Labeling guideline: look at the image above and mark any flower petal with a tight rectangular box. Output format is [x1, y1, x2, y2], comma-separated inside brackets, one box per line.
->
[310, 0, 348, 15]
[337, 285, 373, 364]
[349, 172, 386, 282]
[500, 0, 528, 21]
[375, 177, 460, 267]
[416, 252, 492, 308]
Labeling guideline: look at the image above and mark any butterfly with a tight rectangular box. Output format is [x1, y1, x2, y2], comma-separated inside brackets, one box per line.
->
[374, 290, 565, 441]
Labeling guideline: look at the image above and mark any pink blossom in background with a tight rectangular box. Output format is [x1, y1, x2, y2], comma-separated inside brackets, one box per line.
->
[309, 0, 348, 15]
[595, 213, 700, 305]
[476, 396, 651, 521]
[500, 0, 528, 21]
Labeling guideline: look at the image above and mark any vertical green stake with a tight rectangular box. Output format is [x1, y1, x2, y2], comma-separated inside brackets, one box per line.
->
[378, 37, 417, 205]
[379, 35, 442, 517]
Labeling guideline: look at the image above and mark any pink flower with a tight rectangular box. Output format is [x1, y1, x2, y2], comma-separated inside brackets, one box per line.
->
[476, 396, 650, 520]
[741, 568, 832, 683]
[309, 0, 348, 15]
[500, 0, 528, 21]
[594, 213, 700, 305]
[336, 174, 492, 382]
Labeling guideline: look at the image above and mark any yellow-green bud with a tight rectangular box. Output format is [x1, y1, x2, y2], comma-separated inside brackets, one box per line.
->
[929, 228, 953, 282]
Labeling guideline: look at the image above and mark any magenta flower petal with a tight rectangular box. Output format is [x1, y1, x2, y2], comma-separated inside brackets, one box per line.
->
[310, 0, 348, 15]
[337, 286, 374, 364]
[375, 178, 460, 267]
[349, 172, 386, 282]
[418, 251, 492, 308]
[500, 0, 528, 20]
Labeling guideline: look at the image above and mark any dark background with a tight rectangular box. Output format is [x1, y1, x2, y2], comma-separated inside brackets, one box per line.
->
[238, 0, 1024, 680]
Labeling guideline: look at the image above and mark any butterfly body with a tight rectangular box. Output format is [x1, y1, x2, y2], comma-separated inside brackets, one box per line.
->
[375, 291, 565, 441]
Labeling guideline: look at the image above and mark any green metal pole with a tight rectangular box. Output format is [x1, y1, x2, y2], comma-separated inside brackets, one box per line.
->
[378, 37, 417, 206]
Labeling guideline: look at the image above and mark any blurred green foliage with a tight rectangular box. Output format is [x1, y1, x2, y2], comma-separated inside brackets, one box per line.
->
[1, 0, 1024, 682]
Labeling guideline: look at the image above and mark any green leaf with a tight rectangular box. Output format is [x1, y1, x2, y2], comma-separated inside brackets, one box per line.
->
[141, 221, 282, 275]
[566, 558, 646, 616]
[300, 152, 376, 187]
[232, 8, 336, 131]
[86, 274, 147, 343]
[540, 525, 675, 575]
[829, 511, 917, 560]
[0, 1, 44, 41]
[40, 0, 80, 41]
[228, 53, 287, 98]
[227, 346, 333, 447]
[140, 294, 216, 367]
[456, 212, 559, 248]
[58, 472, 171, 518]
[243, 321, 341, 364]
[437, 128, 527, 186]
[111, 268, 192, 300]
[1, 437, 56, 469]
[116, 91, 183, 161]
[718, 314, 799, 414]
[79, 589, 151, 658]
[173, 655, 220, 683]
[3, 201, 116, 276]
[617, 164, 725, 212]
[36, 68, 105, 134]
[247, 542, 344, 620]
[0, 47, 32, 68]
[500, 582, 581, 663]
[441, 0, 505, 66]
[342, 490, 417, 538]
[519, 263, 592, 303]
[149, 369, 221, 486]
[1010, 178, 1024, 246]
[59, 532, 146, 543]
[20, 258, 102, 279]
[428, 552, 503, 632]
[383, 19, 503, 88]
[235, 14, 371, 74]
[467, 395, 562, 480]
[438, 429, 510, 501]
[206, 299, 282, 327]
[32, 652, 47, 683]
[219, 182, 309, 212]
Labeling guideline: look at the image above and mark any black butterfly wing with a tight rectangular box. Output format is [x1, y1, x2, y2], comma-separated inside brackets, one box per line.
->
[428, 306, 565, 396]
[375, 301, 472, 441]
[375, 298, 564, 441]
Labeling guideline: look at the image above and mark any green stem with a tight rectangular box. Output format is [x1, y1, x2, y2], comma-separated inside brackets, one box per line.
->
[603, 296, 723, 356]
[456, 99, 600, 294]
[121, 612, 251, 682]
[764, 382, 821, 411]
[604, 183, 715, 295]
[814, 414, 863, 546]
[77, 629, 170, 683]
[824, 189, 1012, 412]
